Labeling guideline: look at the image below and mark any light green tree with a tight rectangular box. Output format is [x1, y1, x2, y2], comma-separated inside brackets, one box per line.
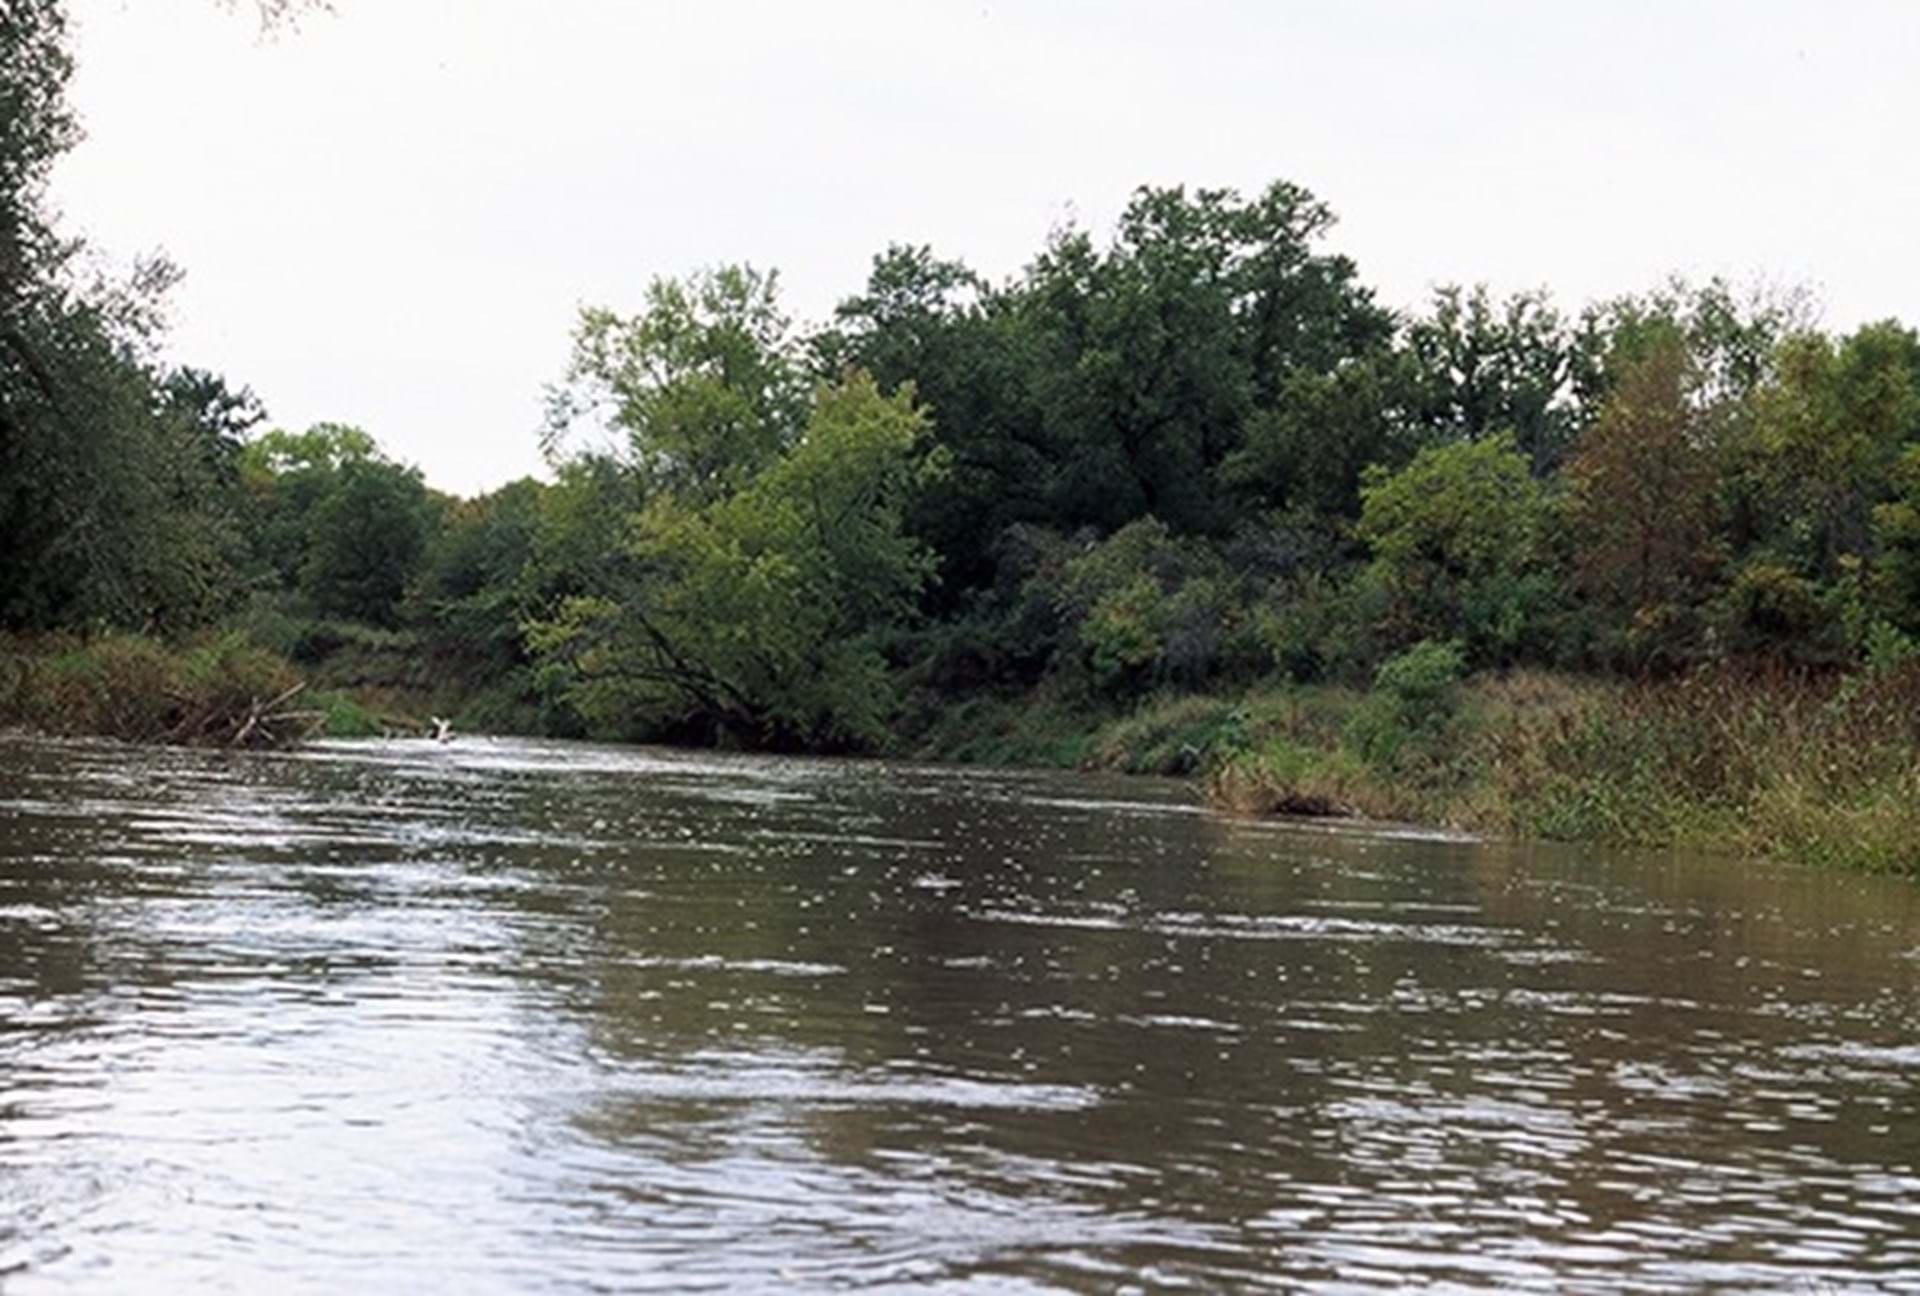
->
[532, 372, 941, 748]
[543, 264, 806, 504]
[1358, 433, 1556, 664]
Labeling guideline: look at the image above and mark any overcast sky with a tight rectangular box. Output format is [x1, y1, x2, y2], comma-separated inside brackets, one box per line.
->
[51, 1, 1920, 497]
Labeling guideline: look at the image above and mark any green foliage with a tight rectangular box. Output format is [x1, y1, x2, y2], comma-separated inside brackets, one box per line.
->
[232, 425, 438, 627]
[1220, 356, 1412, 518]
[1021, 183, 1393, 536]
[1726, 322, 1920, 599]
[300, 458, 435, 625]
[1342, 639, 1466, 768]
[532, 371, 939, 748]
[0, 631, 310, 746]
[1870, 445, 1920, 631]
[408, 477, 548, 718]
[1087, 693, 1242, 775]
[1, 15, 249, 643]
[0, 0, 75, 297]
[1403, 284, 1579, 472]
[902, 689, 1104, 769]
[545, 264, 804, 502]
[1716, 558, 1847, 663]
[241, 422, 379, 476]
[1254, 572, 1369, 684]
[1562, 327, 1724, 669]
[1081, 575, 1165, 693]
[1574, 276, 1808, 410]
[309, 688, 381, 737]
[1358, 434, 1555, 664]
[1035, 517, 1262, 697]
[1497, 666, 1920, 875]
[1861, 620, 1920, 675]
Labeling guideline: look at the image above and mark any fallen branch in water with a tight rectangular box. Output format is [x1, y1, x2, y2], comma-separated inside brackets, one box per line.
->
[163, 679, 321, 749]
[229, 682, 320, 748]
[2, 633, 326, 750]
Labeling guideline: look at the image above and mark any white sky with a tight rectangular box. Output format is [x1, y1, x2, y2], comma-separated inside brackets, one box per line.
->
[51, 1, 1920, 497]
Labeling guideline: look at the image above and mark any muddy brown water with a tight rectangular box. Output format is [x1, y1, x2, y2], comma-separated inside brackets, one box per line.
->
[2, 734, 1918, 1292]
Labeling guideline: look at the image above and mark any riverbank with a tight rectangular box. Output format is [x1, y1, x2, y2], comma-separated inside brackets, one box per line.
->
[904, 656, 1920, 878]
[6, 630, 1916, 877]
[0, 632, 364, 748]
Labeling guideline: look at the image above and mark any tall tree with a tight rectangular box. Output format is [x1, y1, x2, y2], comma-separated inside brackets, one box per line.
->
[543, 264, 805, 504]
[1402, 284, 1578, 473]
[1562, 326, 1723, 667]
[1014, 182, 1391, 536]
[818, 244, 1051, 598]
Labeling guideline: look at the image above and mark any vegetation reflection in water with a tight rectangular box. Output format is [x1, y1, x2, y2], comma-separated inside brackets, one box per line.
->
[2, 733, 1918, 1292]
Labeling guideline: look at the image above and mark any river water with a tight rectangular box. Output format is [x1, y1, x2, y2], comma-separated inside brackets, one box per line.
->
[2, 734, 1918, 1292]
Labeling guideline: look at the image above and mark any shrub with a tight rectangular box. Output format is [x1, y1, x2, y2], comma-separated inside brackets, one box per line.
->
[1343, 638, 1465, 767]
[1358, 434, 1556, 664]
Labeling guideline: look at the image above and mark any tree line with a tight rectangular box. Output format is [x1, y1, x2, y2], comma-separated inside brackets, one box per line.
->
[6, 3, 1919, 752]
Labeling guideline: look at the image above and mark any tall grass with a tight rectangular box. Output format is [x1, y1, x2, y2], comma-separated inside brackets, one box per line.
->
[0, 632, 319, 747]
[1488, 664, 1920, 875]
[1198, 660, 1920, 876]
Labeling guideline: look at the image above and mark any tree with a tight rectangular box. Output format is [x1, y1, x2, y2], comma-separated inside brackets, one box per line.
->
[1572, 277, 1808, 415]
[297, 456, 434, 626]
[543, 264, 805, 503]
[531, 372, 940, 748]
[161, 366, 266, 484]
[0, 263, 245, 631]
[1731, 322, 1920, 583]
[817, 244, 1047, 598]
[1562, 326, 1723, 668]
[0, 0, 75, 305]
[1011, 182, 1392, 537]
[234, 424, 435, 625]
[413, 476, 546, 677]
[1218, 352, 1413, 518]
[1872, 447, 1920, 633]
[239, 423, 382, 590]
[1402, 284, 1578, 473]
[0, 4, 274, 634]
[1358, 433, 1556, 664]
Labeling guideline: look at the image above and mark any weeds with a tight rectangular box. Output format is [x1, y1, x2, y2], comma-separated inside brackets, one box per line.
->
[0, 632, 320, 747]
[1187, 658, 1920, 876]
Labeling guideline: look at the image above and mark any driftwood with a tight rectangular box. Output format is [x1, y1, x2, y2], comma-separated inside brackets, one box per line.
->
[165, 681, 325, 749]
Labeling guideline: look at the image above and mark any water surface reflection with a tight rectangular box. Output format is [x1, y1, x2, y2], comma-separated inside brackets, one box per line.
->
[2, 735, 1918, 1291]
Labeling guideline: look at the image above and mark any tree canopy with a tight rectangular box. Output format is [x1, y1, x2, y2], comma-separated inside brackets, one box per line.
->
[8, 0, 1920, 750]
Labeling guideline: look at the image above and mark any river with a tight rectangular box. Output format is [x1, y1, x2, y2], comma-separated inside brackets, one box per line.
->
[2, 733, 1918, 1291]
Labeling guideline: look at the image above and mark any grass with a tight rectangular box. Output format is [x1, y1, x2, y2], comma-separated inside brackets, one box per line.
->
[10, 617, 1916, 876]
[903, 689, 1106, 768]
[1085, 693, 1240, 774]
[0, 631, 318, 747]
[0, 628, 531, 744]
[1483, 664, 1920, 875]
[920, 655, 1920, 877]
[1195, 663, 1920, 877]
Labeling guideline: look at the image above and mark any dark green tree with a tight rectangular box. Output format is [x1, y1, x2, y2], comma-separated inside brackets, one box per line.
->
[1403, 284, 1578, 473]
[299, 456, 435, 626]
